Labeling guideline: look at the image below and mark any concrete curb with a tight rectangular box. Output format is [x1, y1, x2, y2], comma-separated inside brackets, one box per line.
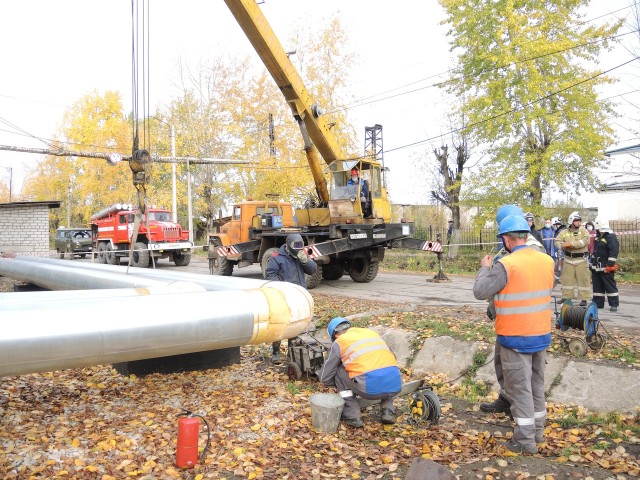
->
[371, 328, 639, 414]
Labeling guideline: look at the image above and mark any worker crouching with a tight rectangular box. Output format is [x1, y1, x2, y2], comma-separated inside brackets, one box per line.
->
[319, 318, 401, 428]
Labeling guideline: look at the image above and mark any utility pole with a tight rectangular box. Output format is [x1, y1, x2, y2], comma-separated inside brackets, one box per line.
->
[6, 167, 12, 202]
[187, 158, 193, 244]
[171, 125, 177, 223]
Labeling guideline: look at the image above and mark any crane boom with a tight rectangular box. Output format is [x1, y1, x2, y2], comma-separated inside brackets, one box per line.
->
[224, 0, 346, 165]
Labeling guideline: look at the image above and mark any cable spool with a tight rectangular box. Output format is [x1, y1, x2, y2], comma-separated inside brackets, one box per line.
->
[407, 387, 441, 426]
[555, 300, 605, 353]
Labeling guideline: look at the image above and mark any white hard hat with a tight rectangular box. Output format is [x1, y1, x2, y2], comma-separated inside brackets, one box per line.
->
[593, 217, 611, 232]
[568, 211, 581, 224]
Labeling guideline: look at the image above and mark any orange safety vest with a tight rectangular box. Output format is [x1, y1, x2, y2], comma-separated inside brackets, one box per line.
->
[336, 328, 398, 378]
[495, 248, 554, 337]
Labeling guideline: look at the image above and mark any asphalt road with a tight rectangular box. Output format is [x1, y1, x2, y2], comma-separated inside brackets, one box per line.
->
[181, 256, 639, 330]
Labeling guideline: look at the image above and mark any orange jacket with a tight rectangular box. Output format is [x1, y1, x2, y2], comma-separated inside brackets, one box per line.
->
[495, 248, 554, 337]
[336, 328, 398, 378]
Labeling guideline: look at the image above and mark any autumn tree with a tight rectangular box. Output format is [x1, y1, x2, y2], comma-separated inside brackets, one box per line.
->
[22, 91, 133, 228]
[163, 15, 358, 233]
[439, 0, 623, 209]
[0, 179, 9, 202]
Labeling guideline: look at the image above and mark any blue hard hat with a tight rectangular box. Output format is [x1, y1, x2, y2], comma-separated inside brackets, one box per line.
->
[496, 204, 523, 224]
[327, 317, 351, 340]
[498, 214, 530, 236]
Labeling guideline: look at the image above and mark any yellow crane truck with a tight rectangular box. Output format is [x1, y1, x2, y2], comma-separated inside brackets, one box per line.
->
[208, 0, 436, 288]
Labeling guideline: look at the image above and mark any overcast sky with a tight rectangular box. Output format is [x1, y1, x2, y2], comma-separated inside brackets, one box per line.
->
[1, 0, 638, 206]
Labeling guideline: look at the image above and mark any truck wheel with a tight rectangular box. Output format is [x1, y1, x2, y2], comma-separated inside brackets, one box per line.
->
[57, 249, 64, 259]
[261, 248, 279, 278]
[106, 244, 119, 265]
[97, 243, 108, 264]
[348, 258, 379, 283]
[131, 242, 150, 268]
[210, 256, 233, 276]
[322, 263, 344, 280]
[173, 251, 192, 266]
[305, 265, 323, 289]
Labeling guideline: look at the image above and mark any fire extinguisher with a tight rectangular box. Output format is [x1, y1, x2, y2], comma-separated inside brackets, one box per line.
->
[176, 410, 211, 469]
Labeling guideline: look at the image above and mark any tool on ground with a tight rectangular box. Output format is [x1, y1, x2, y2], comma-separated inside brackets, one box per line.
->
[407, 384, 441, 427]
[286, 326, 329, 380]
[554, 298, 605, 356]
[176, 410, 211, 469]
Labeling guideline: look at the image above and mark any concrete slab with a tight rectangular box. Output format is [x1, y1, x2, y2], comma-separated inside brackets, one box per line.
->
[412, 336, 479, 381]
[474, 348, 568, 393]
[549, 360, 640, 413]
[371, 325, 414, 368]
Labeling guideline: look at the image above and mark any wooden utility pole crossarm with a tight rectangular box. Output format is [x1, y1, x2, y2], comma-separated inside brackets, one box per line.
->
[0, 145, 252, 165]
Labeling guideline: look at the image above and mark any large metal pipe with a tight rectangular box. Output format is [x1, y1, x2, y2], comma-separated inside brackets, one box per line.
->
[0, 256, 172, 290]
[0, 256, 314, 377]
[0, 282, 312, 377]
[4, 256, 269, 291]
[0, 283, 207, 309]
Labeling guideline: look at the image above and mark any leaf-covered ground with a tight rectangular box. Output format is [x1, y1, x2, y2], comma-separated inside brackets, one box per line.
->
[1, 285, 639, 479]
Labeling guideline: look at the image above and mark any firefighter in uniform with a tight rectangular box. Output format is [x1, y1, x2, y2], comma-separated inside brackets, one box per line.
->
[554, 211, 591, 305]
[590, 217, 620, 312]
[473, 215, 554, 454]
[320, 318, 402, 428]
[479, 205, 544, 416]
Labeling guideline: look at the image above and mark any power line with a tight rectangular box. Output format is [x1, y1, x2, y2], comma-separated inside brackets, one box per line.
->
[384, 56, 640, 155]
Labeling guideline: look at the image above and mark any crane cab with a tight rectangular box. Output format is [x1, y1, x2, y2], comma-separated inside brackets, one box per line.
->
[327, 160, 390, 223]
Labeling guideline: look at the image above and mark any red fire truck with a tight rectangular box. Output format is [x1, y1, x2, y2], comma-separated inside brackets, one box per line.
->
[90, 204, 193, 267]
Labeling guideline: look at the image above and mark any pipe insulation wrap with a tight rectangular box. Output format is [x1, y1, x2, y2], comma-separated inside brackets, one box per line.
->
[4, 256, 271, 291]
[0, 286, 313, 377]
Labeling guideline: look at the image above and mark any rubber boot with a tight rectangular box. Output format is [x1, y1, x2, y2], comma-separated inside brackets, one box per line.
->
[480, 393, 511, 414]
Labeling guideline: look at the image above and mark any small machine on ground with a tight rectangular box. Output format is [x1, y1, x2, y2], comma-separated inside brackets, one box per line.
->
[554, 298, 606, 356]
[285, 328, 329, 381]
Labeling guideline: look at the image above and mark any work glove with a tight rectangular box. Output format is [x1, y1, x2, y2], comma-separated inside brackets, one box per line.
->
[604, 264, 618, 273]
[562, 242, 574, 250]
[296, 249, 309, 264]
[485, 306, 495, 321]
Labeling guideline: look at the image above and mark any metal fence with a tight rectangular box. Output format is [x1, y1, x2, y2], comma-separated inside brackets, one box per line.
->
[415, 220, 640, 253]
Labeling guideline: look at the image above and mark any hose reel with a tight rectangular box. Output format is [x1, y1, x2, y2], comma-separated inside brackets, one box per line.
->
[407, 386, 441, 426]
[555, 300, 605, 356]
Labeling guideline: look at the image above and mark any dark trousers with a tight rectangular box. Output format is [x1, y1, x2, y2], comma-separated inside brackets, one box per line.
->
[591, 271, 619, 307]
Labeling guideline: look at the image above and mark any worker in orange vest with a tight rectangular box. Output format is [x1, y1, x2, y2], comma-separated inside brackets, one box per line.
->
[320, 318, 401, 428]
[473, 215, 554, 454]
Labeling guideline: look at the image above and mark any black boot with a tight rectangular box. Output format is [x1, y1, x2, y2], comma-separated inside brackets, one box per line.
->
[480, 393, 511, 414]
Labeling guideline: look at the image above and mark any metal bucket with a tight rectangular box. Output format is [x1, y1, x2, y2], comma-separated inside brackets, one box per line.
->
[309, 393, 345, 433]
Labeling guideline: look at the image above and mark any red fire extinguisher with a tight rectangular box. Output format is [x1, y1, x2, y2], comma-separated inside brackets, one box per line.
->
[176, 410, 210, 469]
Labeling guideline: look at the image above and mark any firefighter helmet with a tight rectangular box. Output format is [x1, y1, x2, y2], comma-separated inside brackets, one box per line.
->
[568, 211, 582, 224]
[524, 212, 535, 221]
[552, 216, 562, 226]
[593, 217, 612, 232]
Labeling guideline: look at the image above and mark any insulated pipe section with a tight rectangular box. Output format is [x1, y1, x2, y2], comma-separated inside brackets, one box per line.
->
[0, 283, 312, 377]
[0, 257, 170, 291]
[4, 256, 270, 291]
[0, 283, 207, 310]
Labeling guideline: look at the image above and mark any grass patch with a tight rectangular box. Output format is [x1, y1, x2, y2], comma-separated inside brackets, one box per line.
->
[603, 347, 638, 364]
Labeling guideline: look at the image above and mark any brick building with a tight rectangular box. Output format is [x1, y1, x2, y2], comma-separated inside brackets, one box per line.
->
[0, 201, 60, 256]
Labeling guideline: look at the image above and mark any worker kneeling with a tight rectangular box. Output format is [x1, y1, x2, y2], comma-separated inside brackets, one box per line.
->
[319, 318, 402, 428]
